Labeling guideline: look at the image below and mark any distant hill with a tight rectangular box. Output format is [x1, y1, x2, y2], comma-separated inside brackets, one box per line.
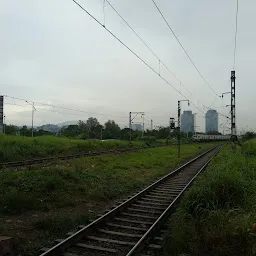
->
[57, 121, 79, 127]
[36, 124, 61, 133]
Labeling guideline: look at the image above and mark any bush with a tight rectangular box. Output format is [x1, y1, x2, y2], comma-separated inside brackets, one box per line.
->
[164, 145, 256, 256]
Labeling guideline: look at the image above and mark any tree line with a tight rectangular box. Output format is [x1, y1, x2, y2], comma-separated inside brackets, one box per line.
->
[3, 117, 192, 141]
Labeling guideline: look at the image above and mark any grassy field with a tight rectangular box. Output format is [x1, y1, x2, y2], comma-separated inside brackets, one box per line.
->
[0, 134, 153, 162]
[164, 141, 256, 256]
[0, 143, 215, 255]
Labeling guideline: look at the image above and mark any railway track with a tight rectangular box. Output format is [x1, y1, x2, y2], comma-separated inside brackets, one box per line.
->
[39, 145, 221, 256]
[1, 142, 195, 169]
[1, 145, 164, 169]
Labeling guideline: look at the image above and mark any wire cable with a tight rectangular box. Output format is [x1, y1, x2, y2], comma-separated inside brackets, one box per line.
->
[151, 0, 219, 97]
[71, 0, 187, 99]
[4, 95, 128, 119]
[5, 101, 167, 127]
[71, 0, 230, 120]
[233, 0, 239, 70]
[106, 0, 192, 96]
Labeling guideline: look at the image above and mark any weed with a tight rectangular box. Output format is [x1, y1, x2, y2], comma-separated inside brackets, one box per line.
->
[164, 143, 256, 256]
[0, 143, 214, 214]
[0, 134, 145, 162]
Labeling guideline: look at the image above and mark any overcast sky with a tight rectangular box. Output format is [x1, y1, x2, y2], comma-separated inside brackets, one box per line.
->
[1, 0, 255, 133]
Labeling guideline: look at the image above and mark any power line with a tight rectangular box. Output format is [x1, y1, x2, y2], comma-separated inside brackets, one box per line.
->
[5, 101, 167, 128]
[71, 0, 186, 99]
[105, 0, 192, 96]
[4, 95, 128, 119]
[71, 1, 208, 116]
[71, 0, 230, 120]
[233, 0, 239, 70]
[151, 0, 219, 97]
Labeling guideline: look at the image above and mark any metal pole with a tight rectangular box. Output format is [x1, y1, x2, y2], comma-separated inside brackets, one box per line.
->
[178, 101, 181, 158]
[0, 95, 4, 134]
[194, 113, 197, 136]
[151, 119, 153, 131]
[231, 71, 236, 137]
[141, 114, 144, 138]
[129, 111, 132, 144]
[3, 115, 5, 134]
[32, 102, 34, 137]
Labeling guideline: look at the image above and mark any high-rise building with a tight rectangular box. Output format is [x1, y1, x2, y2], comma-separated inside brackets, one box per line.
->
[181, 110, 194, 133]
[205, 110, 218, 134]
[132, 123, 143, 131]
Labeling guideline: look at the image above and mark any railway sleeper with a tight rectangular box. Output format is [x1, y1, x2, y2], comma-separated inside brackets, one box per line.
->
[136, 200, 170, 206]
[127, 207, 163, 215]
[132, 203, 166, 210]
[106, 223, 148, 232]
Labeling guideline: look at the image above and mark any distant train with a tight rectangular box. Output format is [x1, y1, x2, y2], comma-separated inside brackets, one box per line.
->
[192, 134, 231, 142]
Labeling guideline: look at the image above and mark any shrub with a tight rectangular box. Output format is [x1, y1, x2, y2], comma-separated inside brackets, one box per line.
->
[164, 145, 256, 256]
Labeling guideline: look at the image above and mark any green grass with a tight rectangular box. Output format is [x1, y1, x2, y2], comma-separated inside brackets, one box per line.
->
[241, 139, 256, 156]
[0, 143, 215, 214]
[0, 134, 149, 162]
[164, 143, 256, 256]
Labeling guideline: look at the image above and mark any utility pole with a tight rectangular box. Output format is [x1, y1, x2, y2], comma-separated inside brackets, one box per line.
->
[129, 112, 132, 144]
[151, 119, 153, 131]
[3, 115, 5, 134]
[178, 100, 189, 158]
[141, 113, 145, 138]
[169, 118, 175, 138]
[26, 101, 36, 137]
[231, 70, 236, 141]
[178, 101, 181, 158]
[194, 113, 197, 136]
[0, 95, 3, 134]
[129, 111, 145, 144]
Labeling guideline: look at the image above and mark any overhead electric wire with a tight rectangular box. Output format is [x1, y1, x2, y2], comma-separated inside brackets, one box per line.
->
[105, 0, 192, 96]
[71, 0, 187, 99]
[5, 101, 166, 127]
[151, 0, 219, 97]
[233, 0, 239, 70]
[4, 95, 128, 119]
[71, 0, 231, 121]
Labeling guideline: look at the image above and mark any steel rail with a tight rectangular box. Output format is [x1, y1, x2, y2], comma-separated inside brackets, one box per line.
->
[1, 145, 164, 169]
[1, 142, 195, 169]
[127, 146, 221, 255]
[38, 145, 220, 256]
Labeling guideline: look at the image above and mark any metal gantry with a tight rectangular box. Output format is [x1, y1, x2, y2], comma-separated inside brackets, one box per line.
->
[129, 112, 145, 143]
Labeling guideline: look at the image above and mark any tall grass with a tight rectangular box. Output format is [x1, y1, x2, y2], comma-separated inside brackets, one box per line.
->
[0, 134, 145, 162]
[0, 143, 213, 214]
[164, 143, 256, 256]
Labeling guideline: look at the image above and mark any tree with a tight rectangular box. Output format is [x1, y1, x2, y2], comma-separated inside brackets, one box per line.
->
[103, 120, 121, 139]
[120, 128, 130, 141]
[86, 117, 102, 139]
[61, 125, 81, 137]
[242, 131, 256, 141]
[78, 120, 86, 132]
[86, 117, 100, 131]
[19, 125, 31, 136]
[5, 125, 18, 135]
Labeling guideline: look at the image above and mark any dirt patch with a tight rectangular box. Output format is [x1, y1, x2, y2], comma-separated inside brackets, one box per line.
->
[0, 198, 120, 256]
